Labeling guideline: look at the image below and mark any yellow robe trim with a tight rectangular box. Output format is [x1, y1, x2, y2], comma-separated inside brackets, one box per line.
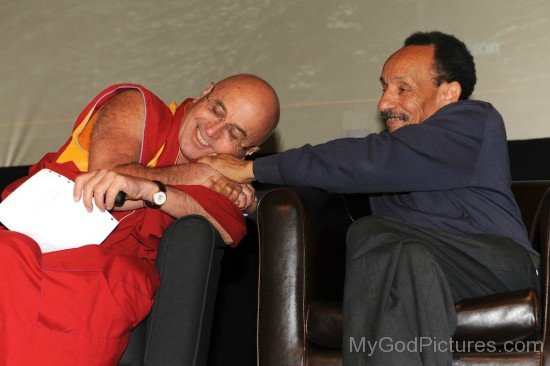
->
[56, 108, 95, 172]
[168, 101, 178, 116]
[145, 144, 165, 168]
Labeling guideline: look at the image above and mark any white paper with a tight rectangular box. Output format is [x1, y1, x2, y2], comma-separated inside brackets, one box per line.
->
[0, 169, 119, 253]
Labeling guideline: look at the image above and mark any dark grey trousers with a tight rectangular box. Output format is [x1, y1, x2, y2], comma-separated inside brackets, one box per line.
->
[119, 215, 226, 366]
[343, 215, 540, 366]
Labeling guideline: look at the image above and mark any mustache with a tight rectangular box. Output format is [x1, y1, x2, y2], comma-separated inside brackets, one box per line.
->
[380, 110, 408, 122]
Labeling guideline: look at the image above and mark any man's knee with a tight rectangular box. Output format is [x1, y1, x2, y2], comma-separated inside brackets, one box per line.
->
[346, 218, 436, 266]
[398, 241, 436, 264]
[346, 215, 401, 259]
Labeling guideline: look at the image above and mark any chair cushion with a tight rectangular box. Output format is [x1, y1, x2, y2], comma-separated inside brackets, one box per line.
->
[306, 289, 540, 349]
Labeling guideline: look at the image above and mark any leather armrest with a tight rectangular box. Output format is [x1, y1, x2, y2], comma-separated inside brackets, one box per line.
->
[256, 187, 352, 364]
[454, 288, 540, 344]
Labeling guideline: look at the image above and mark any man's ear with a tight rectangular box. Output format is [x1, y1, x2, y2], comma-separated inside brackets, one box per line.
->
[192, 82, 215, 103]
[440, 81, 462, 105]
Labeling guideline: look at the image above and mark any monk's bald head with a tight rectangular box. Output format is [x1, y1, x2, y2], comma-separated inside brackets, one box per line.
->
[178, 74, 280, 161]
[213, 74, 280, 145]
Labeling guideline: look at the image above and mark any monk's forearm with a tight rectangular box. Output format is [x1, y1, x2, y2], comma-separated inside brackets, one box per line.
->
[113, 181, 233, 243]
[113, 162, 219, 186]
[160, 187, 233, 244]
[111, 163, 238, 243]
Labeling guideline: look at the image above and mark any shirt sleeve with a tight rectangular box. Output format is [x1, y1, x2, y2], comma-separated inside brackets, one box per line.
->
[254, 101, 494, 194]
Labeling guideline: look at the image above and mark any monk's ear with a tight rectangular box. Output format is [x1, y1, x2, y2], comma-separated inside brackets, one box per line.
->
[440, 81, 462, 105]
[192, 82, 215, 103]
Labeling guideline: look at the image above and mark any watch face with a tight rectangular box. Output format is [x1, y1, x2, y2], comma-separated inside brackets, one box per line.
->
[152, 191, 167, 206]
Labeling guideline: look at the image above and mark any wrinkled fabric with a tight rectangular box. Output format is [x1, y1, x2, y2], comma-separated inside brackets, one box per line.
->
[0, 230, 158, 366]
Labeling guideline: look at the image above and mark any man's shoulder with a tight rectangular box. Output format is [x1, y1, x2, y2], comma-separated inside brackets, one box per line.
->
[94, 83, 165, 102]
[402, 100, 506, 145]
[438, 99, 498, 116]
[98, 83, 174, 111]
[429, 99, 504, 129]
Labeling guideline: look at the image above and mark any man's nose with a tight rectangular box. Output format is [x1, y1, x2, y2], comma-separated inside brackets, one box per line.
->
[378, 90, 397, 112]
[205, 120, 225, 139]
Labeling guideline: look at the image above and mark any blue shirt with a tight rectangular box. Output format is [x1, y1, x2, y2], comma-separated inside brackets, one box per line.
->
[253, 100, 532, 252]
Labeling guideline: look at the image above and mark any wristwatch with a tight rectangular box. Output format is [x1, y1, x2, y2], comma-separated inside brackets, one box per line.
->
[144, 180, 167, 208]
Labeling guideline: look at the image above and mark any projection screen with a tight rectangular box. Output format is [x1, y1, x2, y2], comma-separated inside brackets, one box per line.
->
[0, 0, 548, 167]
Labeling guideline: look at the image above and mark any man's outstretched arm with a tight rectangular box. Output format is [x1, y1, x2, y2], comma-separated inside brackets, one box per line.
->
[198, 155, 256, 183]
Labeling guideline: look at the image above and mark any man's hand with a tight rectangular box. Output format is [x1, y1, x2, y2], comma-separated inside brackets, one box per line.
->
[198, 155, 255, 183]
[239, 183, 258, 214]
[74, 169, 155, 212]
[203, 176, 257, 212]
[203, 175, 242, 203]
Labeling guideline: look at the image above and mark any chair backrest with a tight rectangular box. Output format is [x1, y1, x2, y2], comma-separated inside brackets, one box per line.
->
[511, 181, 550, 248]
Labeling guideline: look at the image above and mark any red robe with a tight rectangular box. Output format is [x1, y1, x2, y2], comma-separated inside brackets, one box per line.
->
[0, 84, 246, 365]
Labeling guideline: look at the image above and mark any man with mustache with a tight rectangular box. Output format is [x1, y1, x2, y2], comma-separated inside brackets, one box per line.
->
[0, 74, 279, 365]
[200, 32, 539, 365]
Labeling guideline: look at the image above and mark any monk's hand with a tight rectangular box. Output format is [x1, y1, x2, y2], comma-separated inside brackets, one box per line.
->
[74, 169, 152, 212]
[198, 155, 255, 183]
[203, 175, 244, 206]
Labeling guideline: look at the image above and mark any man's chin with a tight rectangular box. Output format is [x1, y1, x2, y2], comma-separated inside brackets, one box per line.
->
[385, 121, 405, 132]
[181, 147, 213, 161]
[179, 149, 202, 163]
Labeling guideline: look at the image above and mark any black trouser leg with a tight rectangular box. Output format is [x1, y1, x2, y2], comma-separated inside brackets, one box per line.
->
[343, 215, 539, 366]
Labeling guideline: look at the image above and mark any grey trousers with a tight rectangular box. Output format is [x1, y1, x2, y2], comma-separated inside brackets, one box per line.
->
[343, 215, 540, 366]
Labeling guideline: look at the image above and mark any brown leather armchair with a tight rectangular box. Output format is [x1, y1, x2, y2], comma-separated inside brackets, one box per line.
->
[256, 181, 550, 366]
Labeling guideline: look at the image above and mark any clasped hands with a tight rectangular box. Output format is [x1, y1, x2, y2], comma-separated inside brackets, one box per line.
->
[199, 154, 257, 212]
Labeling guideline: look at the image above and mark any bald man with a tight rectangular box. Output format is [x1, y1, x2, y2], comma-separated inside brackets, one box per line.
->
[80, 74, 280, 242]
[0, 74, 279, 365]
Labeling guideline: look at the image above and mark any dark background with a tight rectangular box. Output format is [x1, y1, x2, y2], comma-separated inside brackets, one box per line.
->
[1, 137, 549, 365]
